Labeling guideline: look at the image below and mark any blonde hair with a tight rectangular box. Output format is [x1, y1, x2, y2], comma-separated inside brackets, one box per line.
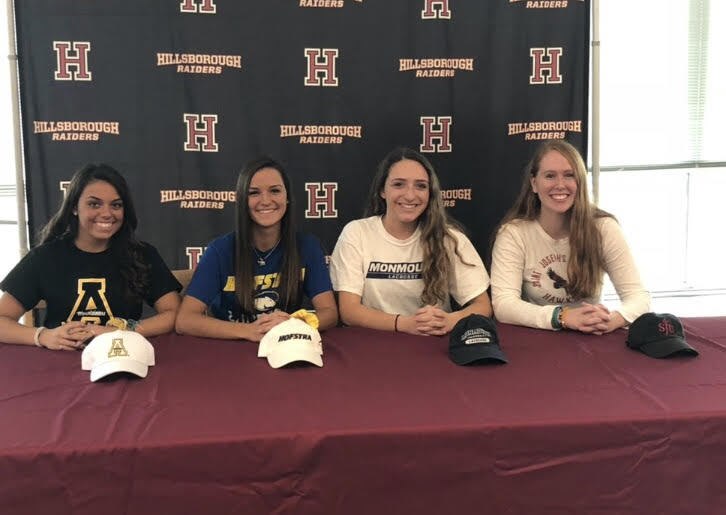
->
[495, 140, 613, 299]
[365, 148, 472, 306]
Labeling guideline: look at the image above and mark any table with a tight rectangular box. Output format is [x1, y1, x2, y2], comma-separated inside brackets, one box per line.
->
[2, 318, 726, 514]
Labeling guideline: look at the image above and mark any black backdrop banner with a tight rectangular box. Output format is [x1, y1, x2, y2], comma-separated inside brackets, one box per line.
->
[15, 0, 589, 270]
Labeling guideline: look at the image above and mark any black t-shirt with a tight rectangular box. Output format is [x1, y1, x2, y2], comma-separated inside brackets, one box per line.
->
[0, 238, 181, 327]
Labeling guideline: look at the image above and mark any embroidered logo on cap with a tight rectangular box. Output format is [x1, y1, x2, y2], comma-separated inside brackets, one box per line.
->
[658, 318, 675, 336]
[108, 337, 129, 358]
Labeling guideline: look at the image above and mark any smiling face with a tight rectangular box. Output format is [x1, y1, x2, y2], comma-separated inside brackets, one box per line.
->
[380, 158, 430, 231]
[74, 180, 124, 252]
[247, 167, 287, 231]
[530, 150, 578, 218]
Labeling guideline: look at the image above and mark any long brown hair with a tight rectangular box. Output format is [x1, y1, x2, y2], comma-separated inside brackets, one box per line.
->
[494, 140, 613, 299]
[40, 163, 150, 303]
[234, 157, 301, 318]
[365, 147, 473, 306]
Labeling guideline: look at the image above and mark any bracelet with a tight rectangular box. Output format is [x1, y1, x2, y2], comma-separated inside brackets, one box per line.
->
[551, 306, 562, 329]
[34, 326, 46, 347]
[126, 319, 139, 332]
[559, 307, 569, 330]
[394, 314, 400, 332]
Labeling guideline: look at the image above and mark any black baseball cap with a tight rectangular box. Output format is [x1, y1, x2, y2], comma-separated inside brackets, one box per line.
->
[449, 315, 508, 365]
[626, 313, 698, 359]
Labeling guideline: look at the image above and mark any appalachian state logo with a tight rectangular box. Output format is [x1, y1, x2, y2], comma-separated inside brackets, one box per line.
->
[107, 337, 129, 358]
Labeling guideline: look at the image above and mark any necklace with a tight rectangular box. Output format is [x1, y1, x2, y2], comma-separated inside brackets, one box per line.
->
[253, 239, 280, 266]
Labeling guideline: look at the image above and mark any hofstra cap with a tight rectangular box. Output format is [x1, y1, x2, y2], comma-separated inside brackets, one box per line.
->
[626, 312, 698, 359]
[258, 317, 323, 368]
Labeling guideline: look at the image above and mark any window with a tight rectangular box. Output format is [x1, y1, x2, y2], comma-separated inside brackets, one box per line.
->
[595, 0, 726, 314]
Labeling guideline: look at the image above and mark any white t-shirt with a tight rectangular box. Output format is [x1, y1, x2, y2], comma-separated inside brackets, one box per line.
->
[491, 216, 650, 330]
[330, 216, 489, 316]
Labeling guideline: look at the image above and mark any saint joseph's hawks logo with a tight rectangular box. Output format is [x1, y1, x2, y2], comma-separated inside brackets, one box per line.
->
[658, 318, 676, 337]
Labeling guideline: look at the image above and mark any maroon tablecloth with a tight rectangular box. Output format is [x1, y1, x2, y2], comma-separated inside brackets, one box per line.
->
[2, 318, 726, 514]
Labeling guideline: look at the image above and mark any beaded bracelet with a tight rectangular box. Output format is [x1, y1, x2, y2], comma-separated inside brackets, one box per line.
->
[551, 306, 563, 329]
[559, 307, 569, 330]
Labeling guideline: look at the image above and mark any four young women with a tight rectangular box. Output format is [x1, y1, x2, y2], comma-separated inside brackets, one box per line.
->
[0, 140, 649, 349]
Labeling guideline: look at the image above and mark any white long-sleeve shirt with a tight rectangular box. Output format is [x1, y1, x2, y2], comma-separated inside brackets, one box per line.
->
[491, 217, 650, 330]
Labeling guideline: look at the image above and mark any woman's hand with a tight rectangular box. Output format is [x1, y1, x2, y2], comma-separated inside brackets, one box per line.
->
[413, 305, 451, 336]
[561, 302, 611, 334]
[394, 306, 451, 336]
[245, 311, 291, 341]
[595, 309, 627, 335]
[37, 321, 91, 351]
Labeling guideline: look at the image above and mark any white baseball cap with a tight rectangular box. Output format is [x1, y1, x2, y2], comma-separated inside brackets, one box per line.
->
[81, 330, 155, 382]
[257, 317, 323, 368]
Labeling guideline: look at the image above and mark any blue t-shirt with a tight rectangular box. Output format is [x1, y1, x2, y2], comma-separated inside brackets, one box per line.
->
[185, 232, 332, 322]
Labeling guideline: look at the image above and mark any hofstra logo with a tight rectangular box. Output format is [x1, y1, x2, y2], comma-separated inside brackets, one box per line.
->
[367, 261, 423, 280]
[278, 333, 312, 342]
[157, 53, 241, 75]
[399, 58, 474, 78]
[507, 120, 582, 140]
[280, 124, 362, 144]
[440, 188, 472, 208]
[299, 0, 362, 7]
[509, 0, 584, 8]
[160, 190, 235, 210]
[34, 121, 119, 142]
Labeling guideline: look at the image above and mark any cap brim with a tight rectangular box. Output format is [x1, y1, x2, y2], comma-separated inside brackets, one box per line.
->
[89, 359, 150, 382]
[267, 342, 323, 369]
[636, 336, 698, 359]
[450, 344, 508, 366]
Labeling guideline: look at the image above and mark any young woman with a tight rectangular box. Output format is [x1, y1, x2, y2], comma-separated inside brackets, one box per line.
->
[0, 164, 181, 350]
[175, 157, 337, 341]
[329, 147, 492, 336]
[490, 140, 650, 333]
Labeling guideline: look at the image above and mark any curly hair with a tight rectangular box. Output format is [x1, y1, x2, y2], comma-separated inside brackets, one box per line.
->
[365, 147, 473, 306]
